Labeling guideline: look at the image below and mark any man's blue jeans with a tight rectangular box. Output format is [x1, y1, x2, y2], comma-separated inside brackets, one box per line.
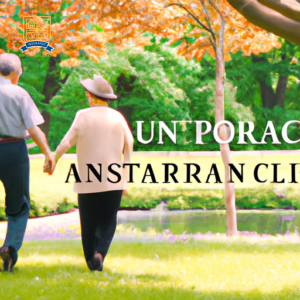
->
[0, 140, 30, 261]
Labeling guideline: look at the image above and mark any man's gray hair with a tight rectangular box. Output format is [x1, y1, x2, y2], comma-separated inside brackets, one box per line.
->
[0, 53, 22, 78]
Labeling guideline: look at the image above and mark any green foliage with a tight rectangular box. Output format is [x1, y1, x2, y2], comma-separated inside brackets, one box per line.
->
[18, 54, 49, 111]
[48, 44, 192, 151]
[248, 105, 300, 150]
[0, 38, 7, 52]
[226, 51, 261, 108]
[144, 41, 255, 150]
[57, 202, 77, 214]
[27, 198, 77, 218]
[121, 188, 161, 209]
[226, 42, 300, 110]
[0, 206, 6, 221]
[222, 39, 300, 150]
[87, 24, 103, 32]
[29, 198, 40, 217]
[120, 187, 300, 210]
[1, 187, 298, 220]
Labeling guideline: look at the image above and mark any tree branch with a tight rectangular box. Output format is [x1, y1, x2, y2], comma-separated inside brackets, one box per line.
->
[208, 37, 216, 51]
[258, 0, 300, 22]
[165, 2, 217, 48]
[198, 0, 217, 47]
[208, 0, 225, 48]
[227, 0, 300, 45]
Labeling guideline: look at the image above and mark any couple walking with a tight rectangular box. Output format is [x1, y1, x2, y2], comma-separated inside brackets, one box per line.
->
[0, 53, 133, 273]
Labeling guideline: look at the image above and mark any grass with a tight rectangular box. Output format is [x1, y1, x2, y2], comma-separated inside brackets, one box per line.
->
[1, 153, 300, 218]
[1, 239, 300, 299]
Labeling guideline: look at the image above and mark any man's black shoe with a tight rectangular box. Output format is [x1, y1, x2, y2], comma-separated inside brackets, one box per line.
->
[0, 246, 15, 272]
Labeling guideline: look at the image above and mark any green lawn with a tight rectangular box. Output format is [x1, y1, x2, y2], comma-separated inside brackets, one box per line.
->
[1, 239, 300, 299]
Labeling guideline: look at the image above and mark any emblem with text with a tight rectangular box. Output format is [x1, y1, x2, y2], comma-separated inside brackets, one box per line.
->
[20, 16, 54, 53]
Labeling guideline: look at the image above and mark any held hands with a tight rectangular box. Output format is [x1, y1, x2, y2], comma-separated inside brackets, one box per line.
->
[43, 152, 57, 175]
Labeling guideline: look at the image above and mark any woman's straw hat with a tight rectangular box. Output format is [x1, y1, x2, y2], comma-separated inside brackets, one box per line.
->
[80, 74, 117, 100]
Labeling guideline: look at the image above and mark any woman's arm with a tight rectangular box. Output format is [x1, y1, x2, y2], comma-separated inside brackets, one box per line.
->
[55, 112, 81, 162]
[122, 120, 134, 194]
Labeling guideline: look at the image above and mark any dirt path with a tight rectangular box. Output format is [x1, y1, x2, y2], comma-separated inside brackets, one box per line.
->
[0, 210, 81, 241]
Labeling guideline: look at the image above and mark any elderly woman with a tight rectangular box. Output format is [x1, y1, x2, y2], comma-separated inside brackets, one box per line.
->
[54, 75, 133, 271]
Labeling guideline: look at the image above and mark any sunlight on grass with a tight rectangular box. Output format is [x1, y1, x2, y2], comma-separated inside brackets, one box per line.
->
[1, 239, 300, 299]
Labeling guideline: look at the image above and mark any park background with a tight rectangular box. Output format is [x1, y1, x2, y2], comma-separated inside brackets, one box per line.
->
[1, 27, 300, 220]
[1, 0, 300, 299]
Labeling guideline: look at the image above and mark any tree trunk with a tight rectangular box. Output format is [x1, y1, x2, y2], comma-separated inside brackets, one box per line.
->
[41, 55, 69, 138]
[257, 80, 276, 109]
[252, 55, 289, 109]
[275, 76, 288, 108]
[165, 0, 238, 236]
[215, 46, 238, 236]
[252, 56, 277, 109]
[275, 54, 289, 109]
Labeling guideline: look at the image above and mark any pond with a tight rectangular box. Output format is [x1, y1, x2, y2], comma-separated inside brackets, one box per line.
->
[117, 210, 300, 235]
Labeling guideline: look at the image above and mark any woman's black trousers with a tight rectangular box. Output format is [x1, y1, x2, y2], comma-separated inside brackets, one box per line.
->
[78, 190, 122, 265]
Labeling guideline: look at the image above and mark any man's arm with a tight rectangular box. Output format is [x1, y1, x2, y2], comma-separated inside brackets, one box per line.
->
[27, 125, 55, 175]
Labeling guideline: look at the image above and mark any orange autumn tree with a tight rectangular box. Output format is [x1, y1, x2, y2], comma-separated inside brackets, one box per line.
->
[0, 0, 281, 235]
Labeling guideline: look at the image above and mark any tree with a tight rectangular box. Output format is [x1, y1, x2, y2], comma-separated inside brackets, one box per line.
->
[252, 40, 300, 109]
[227, 0, 300, 45]
[227, 40, 300, 110]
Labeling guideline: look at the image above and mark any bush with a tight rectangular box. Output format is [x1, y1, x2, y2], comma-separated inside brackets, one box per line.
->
[0, 206, 6, 221]
[1, 187, 299, 221]
[57, 200, 77, 214]
[121, 187, 300, 210]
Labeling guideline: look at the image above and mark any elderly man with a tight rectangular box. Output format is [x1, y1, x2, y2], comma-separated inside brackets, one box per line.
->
[0, 53, 55, 272]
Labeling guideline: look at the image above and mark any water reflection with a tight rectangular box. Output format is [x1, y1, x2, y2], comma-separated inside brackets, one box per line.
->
[278, 215, 294, 235]
[117, 210, 300, 235]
